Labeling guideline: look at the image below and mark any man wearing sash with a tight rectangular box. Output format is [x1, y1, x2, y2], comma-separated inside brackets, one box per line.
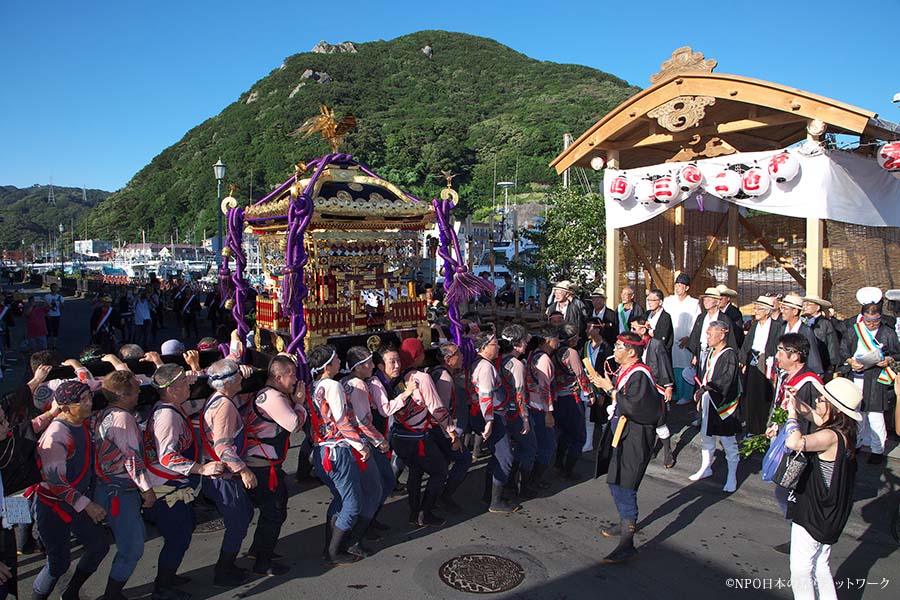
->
[30, 381, 110, 600]
[245, 355, 307, 575]
[689, 320, 742, 493]
[430, 342, 473, 511]
[645, 288, 673, 354]
[764, 333, 822, 547]
[90, 295, 121, 353]
[498, 324, 538, 497]
[630, 317, 675, 468]
[94, 372, 157, 600]
[838, 288, 900, 465]
[591, 332, 661, 564]
[526, 327, 559, 490]
[200, 359, 257, 586]
[663, 274, 701, 405]
[144, 364, 226, 600]
[553, 324, 597, 480]
[582, 317, 613, 452]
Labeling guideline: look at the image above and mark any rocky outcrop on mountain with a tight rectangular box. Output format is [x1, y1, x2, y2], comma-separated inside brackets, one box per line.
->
[311, 41, 358, 54]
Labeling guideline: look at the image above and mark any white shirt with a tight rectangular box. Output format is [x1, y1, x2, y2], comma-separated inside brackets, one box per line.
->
[699, 309, 721, 352]
[752, 318, 772, 354]
[647, 307, 662, 331]
[44, 293, 63, 317]
[663, 294, 701, 368]
[134, 298, 152, 323]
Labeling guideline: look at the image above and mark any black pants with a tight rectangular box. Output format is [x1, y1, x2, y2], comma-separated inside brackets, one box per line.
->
[0, 528, 17, 599]
[247, 464, 288, 555]
[390, 430, 448, 497]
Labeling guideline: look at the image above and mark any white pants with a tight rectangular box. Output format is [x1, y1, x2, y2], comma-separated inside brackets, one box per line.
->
[857, 411, 887, 454]
[790, 522, 836, 600]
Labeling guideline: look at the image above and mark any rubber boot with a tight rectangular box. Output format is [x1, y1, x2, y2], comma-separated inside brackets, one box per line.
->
[346, 517, 374, 558]
[504, 462, 520, 493]
[689, 437, 714, 482]
[152, 567, 192, 600]
[517, 469, 537, 499]
[488, 483, 522, 514]
[61, 567, 93, 600]
[601, 520, 640, 538]
[583, 421, 595, 453]
[326, 525, 360, 566]
[602, 519, 638, 563]
[213, 551, 248, 587]
[561, 454, 580, 481]
[253, 550, 291, 576]
[439, 478, 464, 514]
[418, 492, 447, 527]
[722, 436, 739, 493]
[531, 463, 552, 490]
[322, 517, 334, 560]
[661, 437, 675, 469]
[407, 479, 422, 525]
[100, 577, 128, 600]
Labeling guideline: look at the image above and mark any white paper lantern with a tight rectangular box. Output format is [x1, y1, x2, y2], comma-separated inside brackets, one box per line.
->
[634, 179, 655, 203]
[678, 164, 703, 192]
[876, 141, 900, 171]
[711, 170, 742, 198]
[767, 152, 800, 183]
[741, 167, 770, 197]
[652, 176, 679, 203]
[608, 175, 633, 201]
[590, 155, 607, 171]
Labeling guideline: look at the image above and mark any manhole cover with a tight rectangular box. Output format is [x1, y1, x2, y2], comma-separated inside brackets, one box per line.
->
[439, 554, 525, 594]
[194, 518, 225, 533]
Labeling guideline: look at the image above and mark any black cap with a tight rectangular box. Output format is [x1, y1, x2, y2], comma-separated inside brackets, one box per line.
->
[675, 273, 691, 285]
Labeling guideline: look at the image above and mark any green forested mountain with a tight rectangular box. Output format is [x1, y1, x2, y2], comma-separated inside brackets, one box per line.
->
[87, 30, 639, 241]
[0, 185, 109, 250]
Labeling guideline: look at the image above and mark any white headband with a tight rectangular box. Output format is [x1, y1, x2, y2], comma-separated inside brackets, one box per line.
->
[311, 349, 337, 375]
[347, 353, 373, 372]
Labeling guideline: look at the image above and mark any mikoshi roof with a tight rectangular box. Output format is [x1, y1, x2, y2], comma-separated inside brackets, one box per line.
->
[551, 47, 900, 173]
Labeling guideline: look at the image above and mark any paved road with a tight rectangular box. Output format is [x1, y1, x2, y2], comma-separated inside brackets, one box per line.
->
[4, 285, 898, 599]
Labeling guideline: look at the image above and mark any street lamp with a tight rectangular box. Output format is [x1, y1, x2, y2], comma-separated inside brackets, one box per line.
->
[497, 182, 514, 241]
[213, 158, 226, 266]
[58, 223, 64, 272]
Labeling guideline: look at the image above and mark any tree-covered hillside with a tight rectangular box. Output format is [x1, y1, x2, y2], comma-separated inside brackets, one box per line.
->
[0, 185, 109, 250]
[87, 30, 639, 241]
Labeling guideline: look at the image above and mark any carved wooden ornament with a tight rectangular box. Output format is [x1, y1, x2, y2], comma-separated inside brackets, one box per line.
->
[648, 96, 716, 132]
[650, 46, 717, 84]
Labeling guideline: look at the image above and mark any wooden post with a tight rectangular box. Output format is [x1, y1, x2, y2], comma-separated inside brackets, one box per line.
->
[806, 217, 824, 297]
[727, 204, 739, 291]
[606, 151, 621, 303]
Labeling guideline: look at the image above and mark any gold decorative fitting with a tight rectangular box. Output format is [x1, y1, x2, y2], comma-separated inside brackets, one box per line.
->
[221, 247, 233, 258]
[367, 335, 383, 353]
[648, 96, 716, 132]
[288, 104, 357, 153]
[650, 47, 717, 85]
[224, 299, 235, 310]
[221, 195, 238, 214]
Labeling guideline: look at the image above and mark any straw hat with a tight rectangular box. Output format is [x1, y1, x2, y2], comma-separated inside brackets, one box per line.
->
[754, 295, 776, 309]
[715, 284, 737, 298]
[590, 286, 606, 298]
[552, 280, 577, 294]
[810, 378, 863, 422]
[780, 293, 804, 310]
[700, 287, 722, 299]
[802, 294, 832, 309]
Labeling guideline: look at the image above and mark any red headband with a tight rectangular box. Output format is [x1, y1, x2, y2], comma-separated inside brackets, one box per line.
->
[616, 335, 646, 348]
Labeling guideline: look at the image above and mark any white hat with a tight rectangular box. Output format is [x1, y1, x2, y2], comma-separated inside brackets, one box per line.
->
[590, 286, 606, 298]
[856, 286, 883, 306]
[802, 294, 832, 309]
[715, 284, 737, 297]
[553, 280, 577, 293]
[811, 378, 863, 422]
[754, 295, 776, 309]
[781, 293, 804, 310]
[700, 287, 722, 299]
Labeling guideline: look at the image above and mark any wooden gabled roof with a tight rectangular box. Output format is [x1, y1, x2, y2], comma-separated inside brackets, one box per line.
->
[551, 47, 900, 172]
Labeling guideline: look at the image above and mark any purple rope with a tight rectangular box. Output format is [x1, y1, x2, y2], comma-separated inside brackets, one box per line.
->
[432, 197, 493, 364]
[227, 207, 251, 343]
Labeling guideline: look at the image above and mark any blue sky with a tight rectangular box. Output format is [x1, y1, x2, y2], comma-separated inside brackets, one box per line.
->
[1, 0, 897, 192]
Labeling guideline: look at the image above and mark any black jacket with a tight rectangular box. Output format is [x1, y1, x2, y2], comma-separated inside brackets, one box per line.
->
[723, 303, 745, 348]
[647, 309, 674, 354]
[588, 305, 619, 346]
[686, 310, 738, 363]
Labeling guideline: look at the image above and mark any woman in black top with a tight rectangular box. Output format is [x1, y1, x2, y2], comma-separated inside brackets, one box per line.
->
[783, 377, 861, 600]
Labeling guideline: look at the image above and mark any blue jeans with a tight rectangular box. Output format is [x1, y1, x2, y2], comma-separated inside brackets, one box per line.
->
[143, 496, 195, 570]
[371, 447, 396, 506]
[429, 428, 473, 486]
[555, 394, 586, 461]
[471, 412, 514, 486]
[390, 430, 448, 496]
[529, 409, 557, 467]
[506, 413, 537, 472]
[201, 476, 253, 554]
[95, 483, 145, 582]
[313, 445, 364, 531]
[33, 499, 110, 596]
[609, 483, 638, 521]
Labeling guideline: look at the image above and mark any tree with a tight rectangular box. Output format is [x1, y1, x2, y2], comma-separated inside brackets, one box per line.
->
[519, 186, 605, 289]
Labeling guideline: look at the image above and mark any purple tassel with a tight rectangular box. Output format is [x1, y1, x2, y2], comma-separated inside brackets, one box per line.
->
[445, 268, 495, 307]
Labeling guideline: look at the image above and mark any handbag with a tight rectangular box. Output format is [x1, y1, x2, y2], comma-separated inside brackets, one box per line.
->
[593, 420, 615, 479]
[773, 449, 809, 490]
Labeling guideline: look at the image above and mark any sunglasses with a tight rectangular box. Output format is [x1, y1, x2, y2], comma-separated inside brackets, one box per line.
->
[776, 345, 799, 354]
